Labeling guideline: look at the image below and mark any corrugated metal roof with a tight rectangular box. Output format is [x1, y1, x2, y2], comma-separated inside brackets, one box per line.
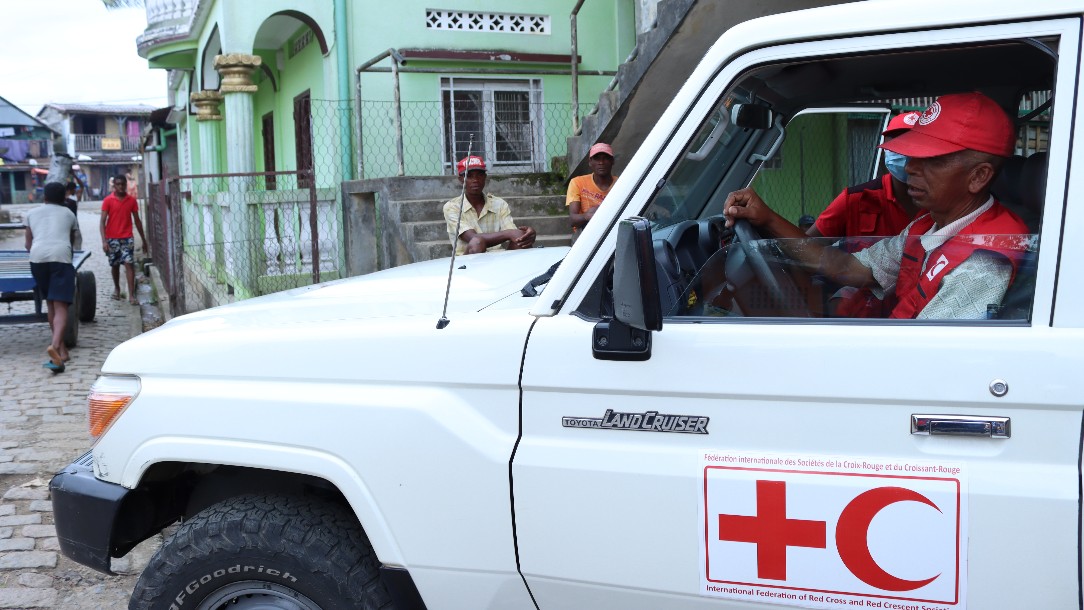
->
[0, 95, 52, 129]
[40, 102, 156, 116]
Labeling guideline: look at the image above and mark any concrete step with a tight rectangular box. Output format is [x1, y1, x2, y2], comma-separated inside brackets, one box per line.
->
[397, 199, 452, 223]
[413, 233, 573, 263]
[409, 214, 572, 243]
[397, 195, 567, 223]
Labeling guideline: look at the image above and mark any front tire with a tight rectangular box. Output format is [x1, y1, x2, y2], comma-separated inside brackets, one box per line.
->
[130, 494, 395, 610]
[77, 270, 96, 322]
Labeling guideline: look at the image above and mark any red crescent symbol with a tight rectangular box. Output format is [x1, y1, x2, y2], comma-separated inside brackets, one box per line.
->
[836, 487, 941, 591]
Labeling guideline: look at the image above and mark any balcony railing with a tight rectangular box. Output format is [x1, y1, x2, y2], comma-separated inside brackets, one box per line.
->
[138, 0, 199, 53]
[73, 134, 142, 153]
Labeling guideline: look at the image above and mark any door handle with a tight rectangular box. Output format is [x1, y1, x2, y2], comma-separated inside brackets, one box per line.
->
[911, 414, 1010, 438]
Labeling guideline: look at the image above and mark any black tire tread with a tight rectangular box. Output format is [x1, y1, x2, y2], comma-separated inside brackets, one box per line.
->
[129, 493, 395, 610]
[77, 270, 96, 322]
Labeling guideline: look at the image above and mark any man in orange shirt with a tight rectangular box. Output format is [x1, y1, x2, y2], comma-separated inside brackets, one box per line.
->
[100, 174, 147, 305]
[567, 143, 618, 240]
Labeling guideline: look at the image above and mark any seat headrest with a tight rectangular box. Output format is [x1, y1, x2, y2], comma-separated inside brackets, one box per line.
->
[1020, 151, 1048, 214]
[991, 152, 1045, 233]
[991, 154, 1027, 206]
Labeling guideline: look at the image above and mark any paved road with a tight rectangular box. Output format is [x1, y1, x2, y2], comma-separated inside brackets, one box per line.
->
[0, 203, 157, 608]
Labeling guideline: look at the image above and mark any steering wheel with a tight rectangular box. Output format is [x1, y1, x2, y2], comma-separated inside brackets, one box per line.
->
[731, 219, 809, 317]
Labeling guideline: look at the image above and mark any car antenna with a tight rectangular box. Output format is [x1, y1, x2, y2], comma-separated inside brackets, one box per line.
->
[437, 134, 473, 329]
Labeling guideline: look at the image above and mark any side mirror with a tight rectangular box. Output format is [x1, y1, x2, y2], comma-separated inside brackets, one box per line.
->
[593, 217, 661, 361]
[731, 103, 775, 130]
[614, 217, 662, 331]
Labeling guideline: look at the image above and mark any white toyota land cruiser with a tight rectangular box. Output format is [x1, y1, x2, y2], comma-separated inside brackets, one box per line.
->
[50, 1, 1084, 609]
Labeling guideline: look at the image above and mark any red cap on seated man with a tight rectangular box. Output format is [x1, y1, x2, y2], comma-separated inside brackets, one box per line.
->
[443, 155, 536, 255]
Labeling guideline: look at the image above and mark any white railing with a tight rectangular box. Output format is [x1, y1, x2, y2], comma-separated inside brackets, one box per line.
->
[139, 0, 198, 51]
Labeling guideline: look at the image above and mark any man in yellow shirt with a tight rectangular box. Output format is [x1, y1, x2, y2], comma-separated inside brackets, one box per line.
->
[443, 156, 536, 255]
[567, 143, 618, 238]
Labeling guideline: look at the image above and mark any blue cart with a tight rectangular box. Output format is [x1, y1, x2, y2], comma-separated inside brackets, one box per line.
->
[0, 250, 96, 347]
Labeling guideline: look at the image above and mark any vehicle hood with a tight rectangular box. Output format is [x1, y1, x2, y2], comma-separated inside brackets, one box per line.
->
[103, 248, 567, 378]
[182, 246, 566, 324]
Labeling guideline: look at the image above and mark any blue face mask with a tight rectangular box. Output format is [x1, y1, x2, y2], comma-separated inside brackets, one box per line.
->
[884, 150, 909, 183]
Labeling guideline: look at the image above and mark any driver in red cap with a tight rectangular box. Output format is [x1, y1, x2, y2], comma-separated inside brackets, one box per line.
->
[723, 91, 1030, 319]
[443, 155, 536, 255]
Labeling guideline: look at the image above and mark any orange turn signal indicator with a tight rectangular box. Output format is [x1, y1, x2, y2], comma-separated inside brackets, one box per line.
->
[87, 376, 140, 438]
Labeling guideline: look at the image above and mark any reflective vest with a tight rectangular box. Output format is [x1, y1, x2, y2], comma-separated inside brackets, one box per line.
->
[890, 203, 1029, 319]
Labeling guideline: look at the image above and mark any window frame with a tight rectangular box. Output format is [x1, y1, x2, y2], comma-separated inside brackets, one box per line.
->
[440, 77, 545, 174]
[557, 20, 1078, 328]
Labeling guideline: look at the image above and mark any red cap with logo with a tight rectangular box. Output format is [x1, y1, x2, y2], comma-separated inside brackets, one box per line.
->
[881, 92, 1015, 158]
[882, 111, 920, 137]
[456, 155, 486, 175]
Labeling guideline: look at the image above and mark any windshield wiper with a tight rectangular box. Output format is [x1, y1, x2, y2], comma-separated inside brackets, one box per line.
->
[521, 259, 563, 297]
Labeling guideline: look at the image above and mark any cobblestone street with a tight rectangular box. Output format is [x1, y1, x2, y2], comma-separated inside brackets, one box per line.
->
[0, 203, 158, 608]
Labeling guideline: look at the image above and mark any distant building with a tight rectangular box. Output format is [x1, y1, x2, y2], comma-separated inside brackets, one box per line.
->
[37, 103, 154, 198]
[0, 95, 56, 204]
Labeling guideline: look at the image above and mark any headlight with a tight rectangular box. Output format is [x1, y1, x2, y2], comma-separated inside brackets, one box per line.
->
[87, 375, 140, 438]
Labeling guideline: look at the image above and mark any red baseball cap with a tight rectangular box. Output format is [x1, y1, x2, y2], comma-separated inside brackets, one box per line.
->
[881, 92, 1015, 158]
[882, 111, 920, 137]
[589, 143, 614, 158]
[456, 155, 486, 175]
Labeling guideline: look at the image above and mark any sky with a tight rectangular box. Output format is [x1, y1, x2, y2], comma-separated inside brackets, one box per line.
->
[2, 0, 169, 117]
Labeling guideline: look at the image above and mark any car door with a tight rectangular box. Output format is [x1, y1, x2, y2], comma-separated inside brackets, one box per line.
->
[514, 16, 1081, 610]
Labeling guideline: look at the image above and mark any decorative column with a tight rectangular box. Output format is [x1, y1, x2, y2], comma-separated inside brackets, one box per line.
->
[189, 90, 223, 174]
[213, 53, 262, 297]
[213, 53, 260, 174]
[189, 90, 226, 272]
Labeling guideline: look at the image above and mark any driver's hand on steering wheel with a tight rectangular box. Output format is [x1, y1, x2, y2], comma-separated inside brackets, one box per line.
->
[723, 188, 773, 227]
[723, 188, 801, 239]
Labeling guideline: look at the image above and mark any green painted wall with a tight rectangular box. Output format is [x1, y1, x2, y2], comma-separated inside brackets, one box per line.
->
[167, 0, 631, 181]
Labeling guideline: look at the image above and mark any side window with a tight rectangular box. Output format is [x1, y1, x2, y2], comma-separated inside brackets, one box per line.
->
[639, 38, 1055, 324]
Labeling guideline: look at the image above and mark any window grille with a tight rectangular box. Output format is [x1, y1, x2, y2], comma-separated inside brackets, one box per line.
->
[440, 78, 545, 173]
[426, 9, 550, 34]
[291, 30, 313, 58]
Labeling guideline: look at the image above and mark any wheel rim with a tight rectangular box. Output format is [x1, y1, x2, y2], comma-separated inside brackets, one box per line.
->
[197, 581, 323, 610]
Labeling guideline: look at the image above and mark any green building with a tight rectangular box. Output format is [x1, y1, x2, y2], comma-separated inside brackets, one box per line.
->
[137, 0, 636, 306]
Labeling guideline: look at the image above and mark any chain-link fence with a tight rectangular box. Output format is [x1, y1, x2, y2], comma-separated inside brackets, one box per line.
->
[356, 100, 594, 179]
[150, 171, 342, 315]
[309, 99, 354, 188]
[145, 180, 182, 317]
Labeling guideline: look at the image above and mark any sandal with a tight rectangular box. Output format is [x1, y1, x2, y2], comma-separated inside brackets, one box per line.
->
[43, 361, 65, 374]
[47, 346, 63, 367]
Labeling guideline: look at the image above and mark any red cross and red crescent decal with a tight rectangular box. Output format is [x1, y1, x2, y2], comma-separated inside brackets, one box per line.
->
[700, 452, 966, 610]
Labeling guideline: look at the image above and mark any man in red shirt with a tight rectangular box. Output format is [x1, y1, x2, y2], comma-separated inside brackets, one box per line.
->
[100, 174, 147, 305]
[807, 111, 921, 316]
[808, 111, 921, 245]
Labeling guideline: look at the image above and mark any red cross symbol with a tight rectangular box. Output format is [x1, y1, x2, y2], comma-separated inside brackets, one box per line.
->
[717, 480, 826, 580]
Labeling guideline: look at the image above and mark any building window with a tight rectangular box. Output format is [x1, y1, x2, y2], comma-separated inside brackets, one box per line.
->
[426, 9, 550, 34]
[441, 78, 544, 174]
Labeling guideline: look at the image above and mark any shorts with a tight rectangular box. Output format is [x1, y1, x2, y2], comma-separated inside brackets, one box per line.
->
[106, 237, 135, 267]
[29, 262, 76, 304]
